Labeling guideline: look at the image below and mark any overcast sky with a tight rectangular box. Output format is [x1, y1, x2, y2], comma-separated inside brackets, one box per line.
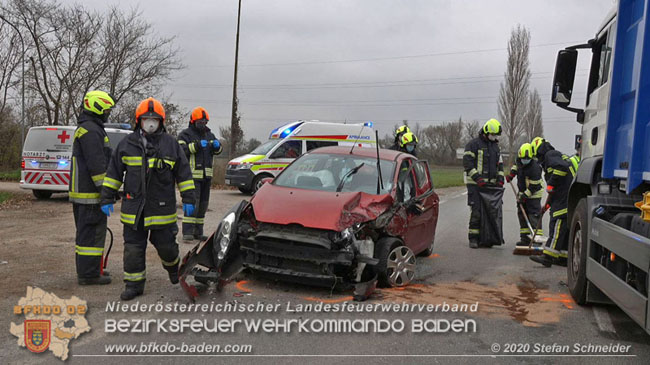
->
[87, 0, 616, 153]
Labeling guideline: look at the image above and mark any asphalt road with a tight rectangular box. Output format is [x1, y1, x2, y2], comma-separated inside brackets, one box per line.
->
[1, 183, 649, 364]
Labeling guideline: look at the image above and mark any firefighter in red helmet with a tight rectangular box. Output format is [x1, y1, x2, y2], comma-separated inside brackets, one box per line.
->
[100, 97, 196, 300]
[177, 107, 222, 242]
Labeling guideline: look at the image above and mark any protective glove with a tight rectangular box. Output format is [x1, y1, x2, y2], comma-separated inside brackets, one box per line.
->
[212, 139, 221, 150]
[506, 173, 515, 183]
[200, 140, 208, 148]
[183, 203, 195, 217]
[546, 185, 554, 193]
[517, 192, 527, 204]
[101, 204, 113, 217]
[476, 178, 487, 187]
[497, 180, 504, 187]
[542, 204, 550, 214]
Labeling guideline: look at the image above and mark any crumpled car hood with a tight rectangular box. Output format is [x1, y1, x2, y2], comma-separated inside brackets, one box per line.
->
[251, 184, 394, 231]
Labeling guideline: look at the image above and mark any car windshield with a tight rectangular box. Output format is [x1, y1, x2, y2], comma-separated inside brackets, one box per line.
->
[250, 139, 281, 155]
[273, 153, 395, 194]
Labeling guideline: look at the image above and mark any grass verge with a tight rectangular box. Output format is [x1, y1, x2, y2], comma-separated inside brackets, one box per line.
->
[430, 166, 464, 188]
[0, 191, 13, 204]
[0, 169, 20, 182]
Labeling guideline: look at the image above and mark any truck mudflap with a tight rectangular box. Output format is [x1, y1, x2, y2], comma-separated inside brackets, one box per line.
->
[588, 217, 650, 333]
[178, 201, 249, 302]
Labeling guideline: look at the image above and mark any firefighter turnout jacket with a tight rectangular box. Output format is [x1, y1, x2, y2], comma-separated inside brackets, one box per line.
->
[541, 150, 574, 217]
[177, 125, 222, 180]
[463, 133, 505, 185]
[100, 130, 195, 229]
[69, 111, 112, 204]
[509, 159, 543, 199]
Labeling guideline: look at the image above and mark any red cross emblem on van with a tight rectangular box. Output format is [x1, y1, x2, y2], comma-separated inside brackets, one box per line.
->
[57, 131, 70, 144]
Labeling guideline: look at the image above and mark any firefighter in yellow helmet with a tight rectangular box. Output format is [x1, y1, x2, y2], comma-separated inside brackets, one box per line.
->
[397, 132, 418, 156]
[177, 107, 222, 242]
[462, 118, 505, 248]
[71, 90, 115, 285]
[100, 97, 196, 300]
[528, 137, 576, 267]
[389, 125, 410, 150]
[506, 143, 544, 250]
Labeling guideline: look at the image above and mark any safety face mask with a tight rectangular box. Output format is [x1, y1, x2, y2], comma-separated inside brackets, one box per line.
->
[141, 118, 160, 134]
[195, 120, 208, 131]
[487, 134, 499, 142]
[521, 158, 532, 165]
[406, 145, 415, 153]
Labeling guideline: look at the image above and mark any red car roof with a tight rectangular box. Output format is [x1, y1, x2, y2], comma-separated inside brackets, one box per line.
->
[309, 146, 406, 161]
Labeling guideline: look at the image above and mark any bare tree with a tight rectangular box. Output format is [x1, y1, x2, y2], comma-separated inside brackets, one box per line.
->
[463, 120, 481, 143]
[439, 117, 464, 163]
[498, 24, 531, 163]
[523, 88, 544, 141]
[0, 23, 21, 117]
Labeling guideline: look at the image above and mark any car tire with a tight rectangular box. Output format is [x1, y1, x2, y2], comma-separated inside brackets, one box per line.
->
[568, 198, 589, 305]
[238, 187, 252, 195]
[375, 237, 416, 288]
[33, 190, 52, 200]
[251, 174, 270, 194]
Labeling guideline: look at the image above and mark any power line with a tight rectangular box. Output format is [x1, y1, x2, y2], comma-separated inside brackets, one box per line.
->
[192, 41, 582, 68]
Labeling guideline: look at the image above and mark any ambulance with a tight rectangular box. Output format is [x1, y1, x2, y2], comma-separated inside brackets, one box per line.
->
[20, 124, 132, 199]
[225, 120, 376, 194]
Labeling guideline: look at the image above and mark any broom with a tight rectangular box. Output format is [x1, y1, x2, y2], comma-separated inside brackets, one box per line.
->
[509, 180, 545, 255]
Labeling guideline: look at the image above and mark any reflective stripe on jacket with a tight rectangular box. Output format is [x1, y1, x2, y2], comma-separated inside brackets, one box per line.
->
[541, 149, 572, 217]
[177, 125, 222, 180]
[512, 158, 543, 199]
[69, 112, 112, 204]
[462, 133, 504, 185]
[100, 130, 195, 229]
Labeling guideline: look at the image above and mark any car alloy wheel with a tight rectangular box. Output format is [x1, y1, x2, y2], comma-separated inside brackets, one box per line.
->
[386, 246, 416, 287]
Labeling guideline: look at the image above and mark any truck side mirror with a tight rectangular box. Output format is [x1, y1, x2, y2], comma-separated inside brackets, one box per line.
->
[551, 49, 578, 105]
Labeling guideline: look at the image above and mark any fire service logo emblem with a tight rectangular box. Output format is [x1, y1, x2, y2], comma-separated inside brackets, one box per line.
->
[24, 320, 51, 353]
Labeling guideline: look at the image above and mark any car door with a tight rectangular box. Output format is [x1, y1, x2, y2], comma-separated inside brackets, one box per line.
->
[402, 160, 439, 254]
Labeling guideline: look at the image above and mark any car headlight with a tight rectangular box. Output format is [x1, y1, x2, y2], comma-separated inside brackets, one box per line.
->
[216, 212, 236, 260]
[237, 162, 253, 170]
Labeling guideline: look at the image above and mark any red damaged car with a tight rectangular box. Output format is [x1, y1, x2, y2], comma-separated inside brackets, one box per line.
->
[179, 146, 439, 300]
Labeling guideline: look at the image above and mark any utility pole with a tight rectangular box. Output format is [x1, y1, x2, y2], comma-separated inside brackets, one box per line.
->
[0, 14, 25, 152]
[229, 0, 242, 158]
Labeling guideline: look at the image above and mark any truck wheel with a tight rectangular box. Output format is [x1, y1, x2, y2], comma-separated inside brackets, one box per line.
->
[374, 237, 416, 288]
[568, 198, 589, 305]
[33, 190, 52, 200]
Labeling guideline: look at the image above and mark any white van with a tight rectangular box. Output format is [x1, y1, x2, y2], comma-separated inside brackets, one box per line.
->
[225, 120, 376, 194]
[20, 124, 132, 199]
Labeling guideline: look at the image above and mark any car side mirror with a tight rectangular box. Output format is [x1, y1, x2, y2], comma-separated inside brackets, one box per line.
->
[551, 49, 578, 105]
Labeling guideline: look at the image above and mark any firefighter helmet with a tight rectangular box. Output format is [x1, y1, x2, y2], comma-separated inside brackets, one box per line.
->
[518, 143, 534, 159]
[482, 118, 501, 135]
[399, 132, 418, 147]
[531, 137, 545, 156]
[83, 90, 115, 116]
[190, 107, 209, 123]
[135, 97, 165, 123]
[395, 125, 410, 137]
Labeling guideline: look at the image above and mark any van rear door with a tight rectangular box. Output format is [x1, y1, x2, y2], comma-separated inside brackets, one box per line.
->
[21, 127, 73, 189]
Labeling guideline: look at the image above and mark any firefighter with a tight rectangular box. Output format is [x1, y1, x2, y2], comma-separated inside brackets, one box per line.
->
[389, 125, 410, 150]
[70, 90, 115, 285]
[462, 118, 505, 248]
[100, 97, 196, 300]
[397, 131, 418, 157]
[506, 143, 544, 249]
[177, 107, 222, 242]
[529, 137, 575, 267]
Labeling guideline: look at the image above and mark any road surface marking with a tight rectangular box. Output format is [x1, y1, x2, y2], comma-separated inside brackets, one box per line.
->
[592, 306, 616, 333]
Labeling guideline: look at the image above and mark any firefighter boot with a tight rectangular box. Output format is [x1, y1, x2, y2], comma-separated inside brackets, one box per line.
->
[529, 254, 553, 267]
[469, 239, 479, 249]
[78, 275, 111, 285]
[167, 265, 179, 285]
[120, 283, 144, 301]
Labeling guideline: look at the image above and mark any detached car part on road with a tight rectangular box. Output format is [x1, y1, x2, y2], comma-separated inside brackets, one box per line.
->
[180, 146, 439, 301]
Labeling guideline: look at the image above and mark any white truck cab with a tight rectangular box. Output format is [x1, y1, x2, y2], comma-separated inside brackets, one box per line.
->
[20, 124, 131, 199]
[225, 120, 376, 194]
